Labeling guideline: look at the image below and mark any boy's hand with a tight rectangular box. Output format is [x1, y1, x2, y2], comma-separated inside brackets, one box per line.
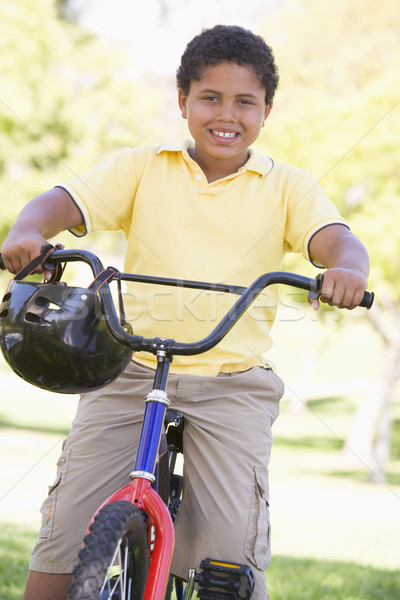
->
[1, 187, 82, 280]
[308, 267, 368, 311]
[1, 230, 55, 281]
[308, 224, 369, 311]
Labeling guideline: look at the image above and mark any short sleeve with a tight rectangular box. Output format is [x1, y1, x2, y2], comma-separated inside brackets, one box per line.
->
[58, 147, 144, 237]
[283, 169, 348, 266]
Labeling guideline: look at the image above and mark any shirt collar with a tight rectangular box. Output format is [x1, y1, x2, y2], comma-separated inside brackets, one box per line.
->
[243, 148, 274, 177]
[157, 140, 274, 177]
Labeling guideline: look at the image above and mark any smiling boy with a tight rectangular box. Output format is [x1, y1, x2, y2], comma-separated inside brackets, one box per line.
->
[2, 25, 369, 600]
[178, 61, 273, 182]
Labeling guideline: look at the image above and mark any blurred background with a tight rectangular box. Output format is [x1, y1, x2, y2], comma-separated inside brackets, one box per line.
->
[0, 1, 399, 598]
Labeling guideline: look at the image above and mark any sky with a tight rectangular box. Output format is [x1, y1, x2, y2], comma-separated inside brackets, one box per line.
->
[71, 0, 276, 74]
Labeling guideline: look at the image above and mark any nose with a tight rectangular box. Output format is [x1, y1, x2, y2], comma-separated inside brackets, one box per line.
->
[217, 100, 235, 122]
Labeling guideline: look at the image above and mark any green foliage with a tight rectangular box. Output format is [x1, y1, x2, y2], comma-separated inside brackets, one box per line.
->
[2, 0, 398, 299]
[257, 0, 400, 302]
[0, 0, 160, 242]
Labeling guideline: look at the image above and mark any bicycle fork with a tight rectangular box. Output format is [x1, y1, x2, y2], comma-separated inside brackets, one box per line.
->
[95, 347, 175, 600]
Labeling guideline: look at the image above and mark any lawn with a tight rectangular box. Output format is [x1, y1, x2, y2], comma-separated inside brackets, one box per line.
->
[1, 385, 399, 599]
[0, 310, 399, 599]
[267, 556, 400, 600]
[0, 524, 37, 600]
[1, 523, 399, 600]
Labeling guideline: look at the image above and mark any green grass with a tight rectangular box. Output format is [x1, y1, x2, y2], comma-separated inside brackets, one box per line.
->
[1, 525, 400, 600]
[1, 355, 399, 599]
[267, 556, 400, 599]
[0, 523, 37, 600]
[272, 396, 400, 485]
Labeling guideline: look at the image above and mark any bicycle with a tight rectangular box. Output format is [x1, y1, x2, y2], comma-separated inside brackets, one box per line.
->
[0, 246, 374, 600]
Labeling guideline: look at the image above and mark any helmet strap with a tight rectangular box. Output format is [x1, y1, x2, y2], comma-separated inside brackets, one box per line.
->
[14, 244, 65, 283]
[88, 267, 128, 326]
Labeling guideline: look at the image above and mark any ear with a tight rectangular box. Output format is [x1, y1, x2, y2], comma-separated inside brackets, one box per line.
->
[178, 89, 188, 119]
[262, 102, 273, 127]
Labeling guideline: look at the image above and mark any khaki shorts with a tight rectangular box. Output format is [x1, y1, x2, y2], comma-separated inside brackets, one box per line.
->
[30, 361, 284, 599]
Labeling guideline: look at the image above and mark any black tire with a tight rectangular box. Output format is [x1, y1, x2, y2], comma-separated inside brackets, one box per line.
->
[67, 500, 149, 600]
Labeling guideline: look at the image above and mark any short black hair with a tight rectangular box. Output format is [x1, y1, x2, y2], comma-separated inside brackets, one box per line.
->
[176, 25, 279, 105]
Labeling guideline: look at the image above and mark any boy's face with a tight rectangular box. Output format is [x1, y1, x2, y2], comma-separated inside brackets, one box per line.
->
[178, 62, 272, 177]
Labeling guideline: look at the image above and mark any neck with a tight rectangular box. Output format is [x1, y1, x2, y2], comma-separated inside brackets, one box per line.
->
[188, 148, 249, 183]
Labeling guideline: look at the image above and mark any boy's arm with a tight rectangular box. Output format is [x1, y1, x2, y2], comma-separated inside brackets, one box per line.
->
[1, 187, 83, 275]
[308, 224, 369, 310]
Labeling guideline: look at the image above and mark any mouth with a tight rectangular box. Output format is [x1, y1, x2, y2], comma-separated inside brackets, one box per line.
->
[210, 129, 239, 142]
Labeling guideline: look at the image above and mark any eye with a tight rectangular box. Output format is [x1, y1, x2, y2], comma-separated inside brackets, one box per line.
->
[203, 96, 219, 102]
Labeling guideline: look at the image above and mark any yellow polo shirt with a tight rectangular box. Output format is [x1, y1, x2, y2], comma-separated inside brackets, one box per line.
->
[61, 141, 347, 375]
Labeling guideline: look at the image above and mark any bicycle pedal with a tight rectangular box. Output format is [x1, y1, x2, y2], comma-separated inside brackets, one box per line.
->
[195, 558, 255, 600]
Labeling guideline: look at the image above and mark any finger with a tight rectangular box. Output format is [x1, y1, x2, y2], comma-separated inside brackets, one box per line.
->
[307, 293, 320, 311]
[353, 288, 367, 308]
[335, 286, 354, 308]
[43, 268, 55, 282]
[2, 257, 18, 275]
[8, 253, 28, 275]
[321, 275, 353, 307]
[320, 278, 337, 305]
[3, 244, 38, 275]
[11, 252, 45, 277]
[339, 288, 366, 310]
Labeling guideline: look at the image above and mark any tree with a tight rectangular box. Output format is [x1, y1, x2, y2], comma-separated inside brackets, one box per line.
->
[257, 0, 400, 482]
[1, 0, 399, 482]
[0, 0, 160, 245]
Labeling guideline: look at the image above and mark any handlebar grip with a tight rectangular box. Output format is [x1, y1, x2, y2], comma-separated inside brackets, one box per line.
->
[360, 291, 374, 309]
[314, 273, 374, 310]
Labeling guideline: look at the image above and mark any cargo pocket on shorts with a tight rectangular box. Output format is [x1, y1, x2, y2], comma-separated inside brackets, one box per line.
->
[244, 464, 271, 571]
[38, 445, 71, 539]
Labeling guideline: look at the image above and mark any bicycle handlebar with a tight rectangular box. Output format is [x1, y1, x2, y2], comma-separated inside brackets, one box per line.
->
[0, 248, 374, 357]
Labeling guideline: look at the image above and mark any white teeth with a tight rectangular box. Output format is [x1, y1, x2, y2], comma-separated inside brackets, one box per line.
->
[212, 130, 236, 138]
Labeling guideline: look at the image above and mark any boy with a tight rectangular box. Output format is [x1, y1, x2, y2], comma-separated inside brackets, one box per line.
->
[2, 25, 369, 600]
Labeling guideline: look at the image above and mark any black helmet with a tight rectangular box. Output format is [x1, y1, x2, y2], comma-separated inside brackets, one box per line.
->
[0, 280, 132, 394]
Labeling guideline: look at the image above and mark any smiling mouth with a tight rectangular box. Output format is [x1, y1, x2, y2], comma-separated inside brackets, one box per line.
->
[211, 129, 238, 139]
